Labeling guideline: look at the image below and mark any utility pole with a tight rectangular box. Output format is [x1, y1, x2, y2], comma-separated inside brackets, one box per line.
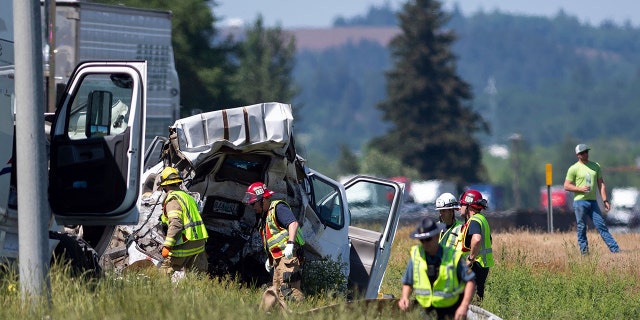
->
[14, 0, 52, 303]
[509, 133, 522, 209]
[484, 76, 498, 145]
[45, 0, 56, 113]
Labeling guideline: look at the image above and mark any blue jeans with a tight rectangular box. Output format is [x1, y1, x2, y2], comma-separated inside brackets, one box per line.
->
[573, 200, 620, 254]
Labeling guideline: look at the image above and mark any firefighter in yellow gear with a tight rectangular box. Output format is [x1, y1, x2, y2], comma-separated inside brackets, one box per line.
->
[398, 218, 476, 320]
[157, 167, 208, 275]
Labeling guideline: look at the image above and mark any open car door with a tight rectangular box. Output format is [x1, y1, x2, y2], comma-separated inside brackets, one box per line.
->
[49, 61, 146, 225]
[344, 176, 403, 299]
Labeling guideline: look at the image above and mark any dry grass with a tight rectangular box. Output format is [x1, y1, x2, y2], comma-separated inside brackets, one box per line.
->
[494, 229, 640, 277]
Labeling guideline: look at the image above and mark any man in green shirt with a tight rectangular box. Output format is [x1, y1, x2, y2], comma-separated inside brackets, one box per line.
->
[564, 144, 620, 255]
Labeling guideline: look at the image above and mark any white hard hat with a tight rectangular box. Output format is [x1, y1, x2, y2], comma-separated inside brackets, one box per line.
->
[435, 193, 459, 210]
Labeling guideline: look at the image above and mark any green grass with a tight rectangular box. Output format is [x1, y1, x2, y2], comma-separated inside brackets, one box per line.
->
[1, 229, 639, 319]
[0, 263, 394, 320]
[380, 227, 640, 320]
[479, 255, 640, 319]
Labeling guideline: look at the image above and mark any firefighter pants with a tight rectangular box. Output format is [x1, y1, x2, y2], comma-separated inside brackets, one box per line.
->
[273, 255, 304, 301]
[159, 240, 208, 275]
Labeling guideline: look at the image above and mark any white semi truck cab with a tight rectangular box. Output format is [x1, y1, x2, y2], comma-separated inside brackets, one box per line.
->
[1, 9, 148, 269]
[0, 0, 173, 273]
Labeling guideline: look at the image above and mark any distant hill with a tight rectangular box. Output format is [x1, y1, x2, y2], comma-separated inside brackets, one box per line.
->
[286, 11, 640, 163]
[288, 27, 399, 51]
[220, 10, 640, 169]
[221, 26, 399, 51]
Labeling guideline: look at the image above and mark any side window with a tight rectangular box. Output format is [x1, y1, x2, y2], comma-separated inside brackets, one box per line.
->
[67, 73, 132, 139]
[310, 175, 344, 229]
[346, 181, 396, 233]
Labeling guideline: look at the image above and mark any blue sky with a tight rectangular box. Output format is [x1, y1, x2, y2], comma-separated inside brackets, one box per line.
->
[214, 0, 640, 28]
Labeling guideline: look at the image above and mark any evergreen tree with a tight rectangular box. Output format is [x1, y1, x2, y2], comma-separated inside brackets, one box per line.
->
[370, 0, 488, 185]
[337, 144, 360, 175]
[231, 15, 298, 114]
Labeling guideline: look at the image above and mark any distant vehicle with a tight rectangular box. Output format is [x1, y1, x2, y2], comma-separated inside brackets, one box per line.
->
[105, 103, 404, 299]
[410, 180, 456, 206]
[540, 185, 573, 212]
[606, 187, 640, 226]
[388, 176, 413, 202]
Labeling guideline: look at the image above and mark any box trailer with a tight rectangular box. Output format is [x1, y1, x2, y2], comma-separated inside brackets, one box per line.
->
[45, 0, 180, 143]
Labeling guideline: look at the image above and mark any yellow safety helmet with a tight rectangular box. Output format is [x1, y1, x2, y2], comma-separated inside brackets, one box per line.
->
[159, 167, 183, 186]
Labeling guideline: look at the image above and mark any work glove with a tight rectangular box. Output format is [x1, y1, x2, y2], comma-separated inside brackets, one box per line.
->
[265, 259, 273, 272]
[284, 243, 295, 259]
[162, 247, 170, 258]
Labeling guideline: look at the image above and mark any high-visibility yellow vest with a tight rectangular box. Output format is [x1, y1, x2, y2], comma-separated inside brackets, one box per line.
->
[411, 245, 465, 308]
[261, 200, 305, 259]
[439, 220, 462, 249]
[456, 213, 494, 268]
[162, 190, 208, 255]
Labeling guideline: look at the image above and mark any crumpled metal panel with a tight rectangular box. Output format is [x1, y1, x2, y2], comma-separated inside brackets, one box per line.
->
[172, 102, 293, 167]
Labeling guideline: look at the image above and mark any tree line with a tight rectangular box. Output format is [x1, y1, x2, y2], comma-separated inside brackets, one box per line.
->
[92, 0, 640, 209]
[295, 2, 640, 208]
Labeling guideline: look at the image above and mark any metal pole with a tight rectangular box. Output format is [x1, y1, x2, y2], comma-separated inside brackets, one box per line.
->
[509, 134, 522, 209]
[547, 185, 552, 233]
[545, 163, 554, 233]
[47, 0, 57, 113]
[550, 195, 554, 233]
[14, 0, 51, 302]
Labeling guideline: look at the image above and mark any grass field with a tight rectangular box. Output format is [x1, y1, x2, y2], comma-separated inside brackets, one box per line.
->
[1, 226, 638, 319]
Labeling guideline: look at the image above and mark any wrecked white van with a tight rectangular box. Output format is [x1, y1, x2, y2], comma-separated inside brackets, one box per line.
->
[103, 102, 404, 298]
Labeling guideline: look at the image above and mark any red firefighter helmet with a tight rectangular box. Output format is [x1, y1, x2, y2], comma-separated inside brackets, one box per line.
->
[242, 182, 274, 205]
[459, 189, 488, 210]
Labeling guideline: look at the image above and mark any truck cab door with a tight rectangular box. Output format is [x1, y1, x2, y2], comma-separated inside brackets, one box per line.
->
[344, 175, 403, 299]
[49, 61, 146, 225]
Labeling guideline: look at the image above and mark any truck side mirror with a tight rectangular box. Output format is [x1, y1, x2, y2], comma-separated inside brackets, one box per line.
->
[86, 90, 113, 137]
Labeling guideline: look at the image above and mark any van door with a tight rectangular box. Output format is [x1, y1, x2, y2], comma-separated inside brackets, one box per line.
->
[49, 61, 146, 225]
[344, 175, 403, 299]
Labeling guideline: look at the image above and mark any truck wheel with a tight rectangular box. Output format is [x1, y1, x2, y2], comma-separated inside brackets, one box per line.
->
[49, 231, 102, 278]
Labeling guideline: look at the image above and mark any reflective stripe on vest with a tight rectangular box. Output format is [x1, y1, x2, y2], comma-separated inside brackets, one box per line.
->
[411, 245, 464, 308]
[170, 243, 205, 258]
[163, 190, 209, 246]
[439, 220, 462, 249]
[261, 200, 304, 259]
[456, 213, 494, 268]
